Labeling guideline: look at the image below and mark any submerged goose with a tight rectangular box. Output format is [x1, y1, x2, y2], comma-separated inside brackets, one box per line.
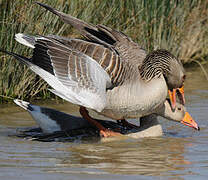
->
[13, 99, 199, 139]
[1, 2, 192, 137]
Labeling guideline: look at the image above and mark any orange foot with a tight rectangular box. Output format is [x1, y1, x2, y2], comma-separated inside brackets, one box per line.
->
[79, 106, 122, 138]
[100, 129, 121, 138]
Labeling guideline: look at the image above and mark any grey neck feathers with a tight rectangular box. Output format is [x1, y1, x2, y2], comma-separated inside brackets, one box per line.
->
[139, 49, 175, 81]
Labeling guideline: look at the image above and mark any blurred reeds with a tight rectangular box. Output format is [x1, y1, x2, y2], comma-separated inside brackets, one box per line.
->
[0, 0, 207, 103]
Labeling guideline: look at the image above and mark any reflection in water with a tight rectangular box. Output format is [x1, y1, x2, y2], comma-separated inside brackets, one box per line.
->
[51, 137, 191, 176]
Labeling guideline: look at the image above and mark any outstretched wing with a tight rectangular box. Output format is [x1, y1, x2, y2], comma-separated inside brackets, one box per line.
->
[36, 2, 147, 66]
[16, 34, 112, 112]
[16, 33, 129, 86]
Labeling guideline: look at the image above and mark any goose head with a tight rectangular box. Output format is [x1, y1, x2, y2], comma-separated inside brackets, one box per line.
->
[140, 49, 186, 110]
[156, 99, 199, 130]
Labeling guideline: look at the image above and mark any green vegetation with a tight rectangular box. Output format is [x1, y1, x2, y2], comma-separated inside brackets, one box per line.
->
[0, 0, 207, 102]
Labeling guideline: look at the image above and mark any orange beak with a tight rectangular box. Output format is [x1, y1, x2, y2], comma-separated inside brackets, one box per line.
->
[168, 85, 185, 110]
[181, 112, 200, 131]
[168, 89, 176, 110]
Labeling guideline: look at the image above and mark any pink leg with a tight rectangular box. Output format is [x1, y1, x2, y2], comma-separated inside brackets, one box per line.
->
[79, 107, 121, 138]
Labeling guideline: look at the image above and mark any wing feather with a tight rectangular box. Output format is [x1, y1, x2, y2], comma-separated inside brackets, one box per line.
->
[36, 2, 147, 66]
[16, 35, 112, 111]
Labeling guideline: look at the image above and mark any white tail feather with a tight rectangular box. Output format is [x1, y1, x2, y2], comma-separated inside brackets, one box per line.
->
[13, 99, 30, 110]
[15, 33, 35, 48]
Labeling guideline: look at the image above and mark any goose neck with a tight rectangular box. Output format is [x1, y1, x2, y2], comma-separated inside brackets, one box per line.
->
[139, 49, 173, 82]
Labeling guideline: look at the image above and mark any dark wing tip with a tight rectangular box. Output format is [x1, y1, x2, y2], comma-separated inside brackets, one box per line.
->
[0, 49, 31, 66]
[35, 2, 59, 16]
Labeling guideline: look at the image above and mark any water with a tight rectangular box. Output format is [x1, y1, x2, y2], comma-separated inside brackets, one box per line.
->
[0, 66, 208, 180]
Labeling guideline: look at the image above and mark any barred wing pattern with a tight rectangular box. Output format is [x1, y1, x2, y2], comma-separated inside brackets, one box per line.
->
[17, 34, 128, 86]
[30, 37, 112, 112]
[48, 36, 127, 85]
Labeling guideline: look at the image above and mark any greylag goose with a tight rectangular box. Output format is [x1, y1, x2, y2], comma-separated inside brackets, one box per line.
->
[0, 2, 192, 137]
[13, 99, 199, 139]
[35, 2, 186, 109]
